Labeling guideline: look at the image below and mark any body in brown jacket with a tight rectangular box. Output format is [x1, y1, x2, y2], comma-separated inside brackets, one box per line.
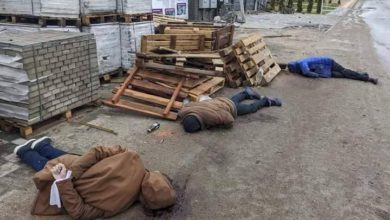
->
[14, 137, 176, 220]
[178, 89, 282, 133]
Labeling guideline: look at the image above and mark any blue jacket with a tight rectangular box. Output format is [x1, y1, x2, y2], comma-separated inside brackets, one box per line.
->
[288, 56, 334, 78]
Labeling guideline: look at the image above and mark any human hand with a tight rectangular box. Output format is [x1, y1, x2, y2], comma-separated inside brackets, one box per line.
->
[51, 163, 67, 180]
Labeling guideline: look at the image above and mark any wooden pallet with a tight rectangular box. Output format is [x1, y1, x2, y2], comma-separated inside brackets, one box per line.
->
[0, 15, 81, 27]
[99, 68, 125, 83]
[0, 110, 73, 138]
[81, 14, 118, 26]
[0, 14, 39, 25]
[39, 17, 81, 27]
[219, 47, 243, 88]
[119, 13, 153, 23]
[141, 34, 212, 53]
[160, 24, 234, 50]
[189, 77, 225, 101]
[103, 67, 184, 120]
[233, 33, 281, 86]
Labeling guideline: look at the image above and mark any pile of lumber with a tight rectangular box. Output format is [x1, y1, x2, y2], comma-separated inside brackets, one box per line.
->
[220, 33, 281, 87]
[103, 50, 225, 120]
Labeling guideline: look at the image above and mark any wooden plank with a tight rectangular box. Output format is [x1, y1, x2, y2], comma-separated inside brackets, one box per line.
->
[112, 67, 138, 104]
[144, 34, 205, 41]
[131, 79, 188, 99]
[164, 78, 185, 115]
[190, 77, 225, 96]
[198, 35, 205, 51]
[239, 33, 263, 47]
[251, 49, 271, 64]
[170, 35, 177, 49]
[139, 52, 221, 59]
[247, 41, 266, 55]
[102, 100, 177, 120]
[141, 61, 217, 76]
[261, 64, 281, 86]
[114, 88, 183, 109]
[136, 70, 210, 88]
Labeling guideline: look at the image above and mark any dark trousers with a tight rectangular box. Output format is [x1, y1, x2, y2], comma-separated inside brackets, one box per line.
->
[17, 143, 67, 172]
[332, 61, 369, 81]
[231, 91, 269, 116]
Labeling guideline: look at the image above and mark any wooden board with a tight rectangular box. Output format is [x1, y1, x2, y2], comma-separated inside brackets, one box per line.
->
[136, 69, 211, 89]
[160, 24, 234, 50]
[113, 88, 183, 109]
[103, 100, 178, 120]
[189, 77, 225, 101]
[141, 34, 211, 53]
[131, 79, 188, 99]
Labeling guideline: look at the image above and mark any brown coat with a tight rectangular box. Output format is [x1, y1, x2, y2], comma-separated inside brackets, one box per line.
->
[178, 97, 237, 129]
[31, 145, 146, 220]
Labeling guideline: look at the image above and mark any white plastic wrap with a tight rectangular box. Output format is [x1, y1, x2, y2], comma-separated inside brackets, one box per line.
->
[118, 0, 152, 14]
[82, 23, 121, 75]
[40, 0, 80, 18]
[81, 0, 117, 15]
[0, 0, 41, 16]
[120, 21, 154, 69]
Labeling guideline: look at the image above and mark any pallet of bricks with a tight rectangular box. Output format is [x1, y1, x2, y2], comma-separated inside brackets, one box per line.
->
[0, 31, 99, 137]
[220, 33, 282, 87]
[103, 46, 226, 120]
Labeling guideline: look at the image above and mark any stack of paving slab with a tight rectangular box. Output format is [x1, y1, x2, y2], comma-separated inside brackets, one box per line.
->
[0, 0, 154, 74]
[117, 0, 152, 14]
[0, 31, 99, 126]
[120, 21, 154, 69]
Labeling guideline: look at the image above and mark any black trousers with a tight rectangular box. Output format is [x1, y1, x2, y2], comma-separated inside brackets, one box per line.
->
[230, 91, 269, 116]
[332, 61, 370, 82]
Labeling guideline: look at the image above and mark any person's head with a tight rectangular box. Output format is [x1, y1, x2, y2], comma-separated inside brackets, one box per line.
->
[182, 115, 201, 133]
[287, 61, 299, 73]
[140, 171, 176, 210]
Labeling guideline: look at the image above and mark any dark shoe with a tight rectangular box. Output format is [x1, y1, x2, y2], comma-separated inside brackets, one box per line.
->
[31, 136, 52, 150]
[244, 87, 261, 99]
[265, 97, 282, 107]
[369, 78, 378, 85]
[14, 139, 36, 155]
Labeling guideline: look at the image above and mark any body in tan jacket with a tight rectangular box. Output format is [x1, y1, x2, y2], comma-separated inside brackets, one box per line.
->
[14, 137, 176, 220]
[178, 89, 282, 133]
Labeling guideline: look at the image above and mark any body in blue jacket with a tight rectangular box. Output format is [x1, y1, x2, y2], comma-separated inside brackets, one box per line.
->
[288, 56, 378, 84]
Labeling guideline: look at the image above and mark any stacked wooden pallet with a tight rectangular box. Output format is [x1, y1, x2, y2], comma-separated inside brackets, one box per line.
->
[103, 51, 225, 120]
[157, 23, 235, 50]
[221, 33, 281, 87]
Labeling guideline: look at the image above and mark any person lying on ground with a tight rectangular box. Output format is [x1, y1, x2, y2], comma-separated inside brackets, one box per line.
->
[178, 87, 282, 133]
[13, 137, 176, 220]
[287, 56, 378, 84]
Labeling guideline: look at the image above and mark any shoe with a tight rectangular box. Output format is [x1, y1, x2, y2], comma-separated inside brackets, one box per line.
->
[14, 139, 36, 155]
[265, 97, 282, 107]
[31, 136, 52, 150]
[369, 78, 378, 85]
[244, 87, 261, 99]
